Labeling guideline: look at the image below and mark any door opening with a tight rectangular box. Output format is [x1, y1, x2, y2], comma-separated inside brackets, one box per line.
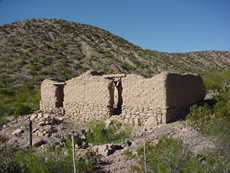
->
[54, 83, 65, 108]
[108, 79, 123, 116]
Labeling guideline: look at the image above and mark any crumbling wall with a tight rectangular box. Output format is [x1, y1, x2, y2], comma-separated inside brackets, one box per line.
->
[41, 71, 205, 128]
[113, 72, 205, 126]
[64, 71, 111, 121]
[40, 79, 65, 112]
[118, 72, 168, 126]
[165, 73, 205, 122]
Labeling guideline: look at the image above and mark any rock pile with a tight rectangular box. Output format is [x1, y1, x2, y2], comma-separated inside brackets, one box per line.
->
[0, 110, 68, 148]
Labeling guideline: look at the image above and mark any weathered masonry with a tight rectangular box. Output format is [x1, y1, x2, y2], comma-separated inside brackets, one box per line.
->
[40, 79, 65, 112]
[40, 71, 205, 126]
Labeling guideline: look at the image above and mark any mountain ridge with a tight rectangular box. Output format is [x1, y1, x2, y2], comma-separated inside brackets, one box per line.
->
[0, 18, 230, 89]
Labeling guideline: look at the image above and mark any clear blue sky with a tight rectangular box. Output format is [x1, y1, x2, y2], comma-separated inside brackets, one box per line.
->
[0, 0, 229, 52]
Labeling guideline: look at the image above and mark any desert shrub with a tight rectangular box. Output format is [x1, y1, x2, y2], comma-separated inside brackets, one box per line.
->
[0, 146, 23, 173]
[182, 151, 230, 173]
[202, 70, 230, 90]
[14, 103, 32, 115]
[135, 136, 190, 173]
[121, 63, 135, 71]
[123, 148, 135, 159]
[0, 84, 40, 120]
[14, 142, 97, 173]
[187, 98, 230, 149]
[0, 103, 14, 125]
[188, 70, 230, 142]
[16, 151, 49, 173]
[57, 64, 73, 80]
[213, 88, 230, 118]
[187, 105, 213, 133]
[76, 158, 94, 173]
[128, 136, 230, 173]
[87, 119, 131, 145]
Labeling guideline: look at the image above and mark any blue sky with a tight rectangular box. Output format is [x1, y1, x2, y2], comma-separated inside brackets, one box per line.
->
[0, 0, 229, 52]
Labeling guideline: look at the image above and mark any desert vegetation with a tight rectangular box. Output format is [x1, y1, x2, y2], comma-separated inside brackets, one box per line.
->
[0, 69, 229, 172]
[0, 143, 97, 173]
[120, 70, 230, 173]
[187, 70, 230, 144]
[124, 136, 230, 173]
[87, 119, 132, 145]
[0, 119, 132, 173]
[0, 19, 230, 88]
[0, 19, 230, 173]
[0, 84, 40, 125]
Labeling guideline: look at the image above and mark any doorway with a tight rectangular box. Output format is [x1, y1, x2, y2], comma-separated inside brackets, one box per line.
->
[108, 79, 123, 115]
[54, 83, 65, 108]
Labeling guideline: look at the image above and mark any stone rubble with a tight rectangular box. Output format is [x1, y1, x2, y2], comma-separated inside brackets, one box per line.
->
[0, 110, 217, 173]
[12, 128, 24, 136]
[92, 144, 124, 157]
[0, 110, 72, 149]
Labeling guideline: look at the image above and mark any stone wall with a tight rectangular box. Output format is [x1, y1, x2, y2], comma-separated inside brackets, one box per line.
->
[40, 79, 65, 112]
[40, 71, 205, 127]
[165, 73, 205, 122]
[64, 71, 112, 121]
[117, 72, 168, 126]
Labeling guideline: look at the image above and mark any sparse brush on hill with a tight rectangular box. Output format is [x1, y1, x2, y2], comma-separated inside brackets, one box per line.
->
[0, 19, 230, 89]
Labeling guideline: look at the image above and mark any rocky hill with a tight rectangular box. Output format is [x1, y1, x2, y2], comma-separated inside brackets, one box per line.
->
[0, 19, 230, 173]
[0, 19, 230, 89]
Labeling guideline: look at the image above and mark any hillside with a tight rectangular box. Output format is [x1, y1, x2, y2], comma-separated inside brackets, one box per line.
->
[0, 18, 230, 89]
[0, 19, 230, 173]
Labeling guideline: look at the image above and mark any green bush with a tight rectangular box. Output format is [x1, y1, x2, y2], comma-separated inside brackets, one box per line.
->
[187, 105, 213, 133]
[0, 146, 23, 173]
[202, 70, 230, 90]
[128, 136, 230, 173]
[0, 84, 40, 120]
[136, 136, 190, 173]
[76, 158, 94, 173]
[13, 143, 96, 173]
[87, 119, 131, 145]
[16, 151, 49, 173]
[121, 63, 135, 71]
[0, 103, 15, 125]
[213, 88, 230, 118]
[14, 103, 32, 115]
[187, 70, 230, 143]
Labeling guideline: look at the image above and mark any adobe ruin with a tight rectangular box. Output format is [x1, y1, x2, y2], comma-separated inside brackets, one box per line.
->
[40, 71, 205, 127]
